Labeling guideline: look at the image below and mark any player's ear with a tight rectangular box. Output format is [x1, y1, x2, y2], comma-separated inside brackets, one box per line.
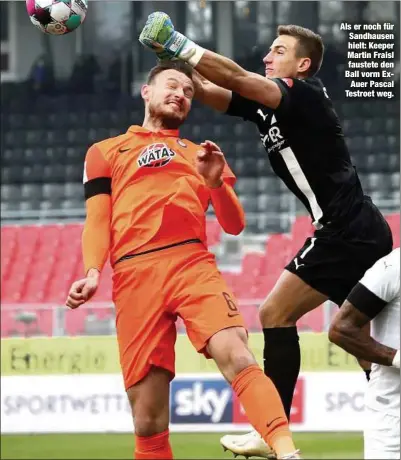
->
[298, 57, 311, 75]
[141, 84, 151, 102]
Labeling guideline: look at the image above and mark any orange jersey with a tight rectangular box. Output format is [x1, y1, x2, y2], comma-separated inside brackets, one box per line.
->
[83, 125, 236, 266]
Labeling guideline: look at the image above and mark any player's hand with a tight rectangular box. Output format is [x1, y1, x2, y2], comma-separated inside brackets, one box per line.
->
[192, 69, 208, 98]
[139, 12, 176, 55]
[66, 273, 99, 309]
[139, 12, 194, 61]
[197, 140, 225, 189]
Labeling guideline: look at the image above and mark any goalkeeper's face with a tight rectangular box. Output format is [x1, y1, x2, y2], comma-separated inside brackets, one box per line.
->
[144, 69, 194, 129]
[263, 35, 308, 79]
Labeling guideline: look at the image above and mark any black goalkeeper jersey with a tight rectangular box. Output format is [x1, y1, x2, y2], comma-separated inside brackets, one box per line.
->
[226, 77, 365, 229]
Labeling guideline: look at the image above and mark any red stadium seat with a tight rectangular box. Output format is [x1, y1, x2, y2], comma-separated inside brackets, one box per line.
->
[0, 306, 53, 337]
[20, 258, 56, 303]
[241, 252, 265, 277]
[385, 213, 400, 248]
[205, 218, 221, 247]
[290, 216, 314, 256]
[2, 260, 32, 302]
[64, 307, 87, 336]
[6, 216, 395, 337]
[297, 307, 324, 332]
[234, 274, 257, 299]
[263, 233, 292, 278]
[252, 274, 278, 300]
[221, 271, 238, 291]
[239, 304, 260, 331]
[1, 226, 18, 256]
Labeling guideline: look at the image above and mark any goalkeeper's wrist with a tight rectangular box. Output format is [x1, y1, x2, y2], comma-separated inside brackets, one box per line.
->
[169, 32, 205, 67]
[392, 350, 400, 369]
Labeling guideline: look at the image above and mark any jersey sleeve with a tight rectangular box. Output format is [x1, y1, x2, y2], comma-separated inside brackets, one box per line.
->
[272, 77, 322, 116]
[225, 91, 261, 123]
[221, 162, 236, 187]
[83, 145, 112, 200]
[347, 253, 400, 319]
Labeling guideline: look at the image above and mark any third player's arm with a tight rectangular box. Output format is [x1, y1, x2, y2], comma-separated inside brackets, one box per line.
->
[209, 182, 245, 236]
[328, 300, 397, 367]
[194, 50, 282, 109]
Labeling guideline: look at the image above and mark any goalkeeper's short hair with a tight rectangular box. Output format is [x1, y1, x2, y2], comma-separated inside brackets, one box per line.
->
[147, 60, 194, 85]
[278, 24, 324, 76]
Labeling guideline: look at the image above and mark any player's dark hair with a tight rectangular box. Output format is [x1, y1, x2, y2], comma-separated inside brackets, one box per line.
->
[147, 60, 194, 85]
[278, 25, 324, 76]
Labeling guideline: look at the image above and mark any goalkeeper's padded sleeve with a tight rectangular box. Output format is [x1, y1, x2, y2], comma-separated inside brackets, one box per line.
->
[82, 194, 111, 275]
[165, 31, 205, 67]
[209, 181, 245, 235]
[140, 12, 205, 67]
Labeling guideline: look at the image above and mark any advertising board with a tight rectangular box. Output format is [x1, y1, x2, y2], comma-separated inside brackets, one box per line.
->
[1, 333, 360, 376]
[1, 372, 366, 434]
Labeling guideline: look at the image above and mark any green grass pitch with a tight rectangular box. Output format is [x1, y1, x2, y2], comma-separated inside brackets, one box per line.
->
[1, 432, 363, 459]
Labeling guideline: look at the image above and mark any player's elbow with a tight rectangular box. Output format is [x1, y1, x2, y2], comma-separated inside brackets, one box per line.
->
[223, 218, 245, 236]
[225, 212, 245, 235]
[226, 224, 244, 236]
[328, 320, 348, 348]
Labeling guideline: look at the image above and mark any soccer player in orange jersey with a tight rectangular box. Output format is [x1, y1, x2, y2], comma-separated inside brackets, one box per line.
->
[66, 60, 300, 459]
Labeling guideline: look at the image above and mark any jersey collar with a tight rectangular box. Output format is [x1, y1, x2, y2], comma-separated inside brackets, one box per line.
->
[128, 125, 180, 138]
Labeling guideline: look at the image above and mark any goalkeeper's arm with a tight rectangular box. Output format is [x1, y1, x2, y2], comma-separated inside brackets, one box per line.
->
[193, 70, 232, 112]
[191, 50, 282, 109]
[139, 12, 282, 109]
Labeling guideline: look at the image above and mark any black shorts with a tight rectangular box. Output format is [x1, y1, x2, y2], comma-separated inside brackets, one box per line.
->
[285, 197, 393, 306]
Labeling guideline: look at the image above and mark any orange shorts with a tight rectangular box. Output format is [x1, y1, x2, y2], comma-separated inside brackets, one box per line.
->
[112, 242, 246, 390]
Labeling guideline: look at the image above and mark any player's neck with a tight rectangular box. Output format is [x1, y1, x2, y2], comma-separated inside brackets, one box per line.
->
[142, 116, 172, 133]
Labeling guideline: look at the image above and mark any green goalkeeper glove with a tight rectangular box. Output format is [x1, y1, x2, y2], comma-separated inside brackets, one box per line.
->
[139, 12, 205, 67]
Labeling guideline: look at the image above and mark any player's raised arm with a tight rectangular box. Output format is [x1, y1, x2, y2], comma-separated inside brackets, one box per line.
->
[191, 51, 281, 109]
[192, 70, 232, 113]
[139, 12, 282, 109]
[197, 140, 245, 235]
[82, 145, 112, 276]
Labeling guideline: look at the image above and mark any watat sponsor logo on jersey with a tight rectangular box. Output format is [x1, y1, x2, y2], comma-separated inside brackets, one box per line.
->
[137, 143, 176, 168]
[170, 378, 233, 424]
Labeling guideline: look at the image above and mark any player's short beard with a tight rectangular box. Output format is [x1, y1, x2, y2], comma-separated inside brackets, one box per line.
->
[149, 102, 185, 130]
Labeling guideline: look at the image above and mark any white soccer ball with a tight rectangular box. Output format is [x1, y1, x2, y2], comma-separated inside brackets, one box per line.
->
[26, 0, 88, 35]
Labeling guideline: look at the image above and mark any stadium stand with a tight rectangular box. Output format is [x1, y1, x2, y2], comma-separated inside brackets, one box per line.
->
[1, 24, 399, 338]
[2, 93, 399, 230]
[1, 213, 399, 337]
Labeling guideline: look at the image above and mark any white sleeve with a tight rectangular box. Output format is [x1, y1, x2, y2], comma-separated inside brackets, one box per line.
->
[359, 252, 400, 303]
